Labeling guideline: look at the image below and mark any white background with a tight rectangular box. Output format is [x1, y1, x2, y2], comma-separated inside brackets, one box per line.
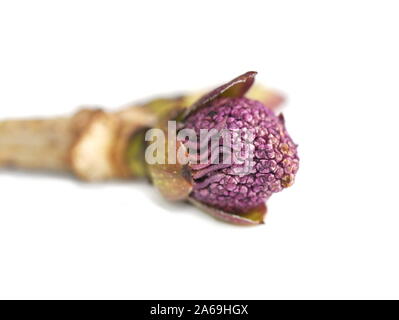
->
[0, 0, 398, 299]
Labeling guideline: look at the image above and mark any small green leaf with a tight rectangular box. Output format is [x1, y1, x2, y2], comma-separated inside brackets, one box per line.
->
[147, 129, 193, 201]
[246, 84, 285, 113]
[189, 198, 267, 225]
[181, 71, 257, 120]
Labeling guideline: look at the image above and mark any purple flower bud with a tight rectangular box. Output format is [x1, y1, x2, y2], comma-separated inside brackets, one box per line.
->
[182, 97, 299, 214]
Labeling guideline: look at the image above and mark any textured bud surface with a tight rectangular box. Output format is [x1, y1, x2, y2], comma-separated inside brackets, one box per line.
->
[182, 97, 299, 214]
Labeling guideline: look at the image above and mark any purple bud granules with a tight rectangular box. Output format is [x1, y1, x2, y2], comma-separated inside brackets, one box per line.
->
[182, 97, 299, 214]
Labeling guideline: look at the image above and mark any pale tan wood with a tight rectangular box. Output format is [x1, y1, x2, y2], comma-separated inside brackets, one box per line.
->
[0, 107, 155, 181]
